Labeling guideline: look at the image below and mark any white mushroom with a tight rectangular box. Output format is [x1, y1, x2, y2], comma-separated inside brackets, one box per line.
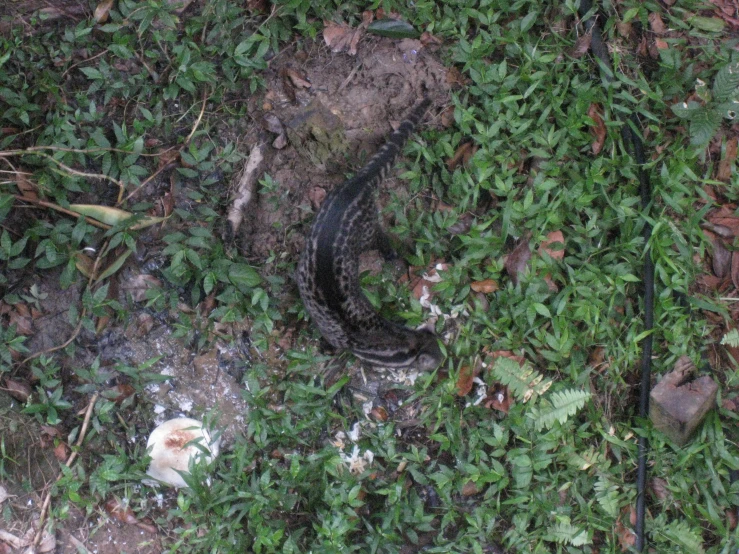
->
[145, 417, 220, 488]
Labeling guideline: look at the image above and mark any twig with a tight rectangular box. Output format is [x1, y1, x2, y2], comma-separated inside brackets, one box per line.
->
[184, 87, 210, 146]
[32, 392, 100, 548]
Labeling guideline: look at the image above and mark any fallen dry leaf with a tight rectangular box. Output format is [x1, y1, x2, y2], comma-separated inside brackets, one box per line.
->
[616, 21, 632, 37]
[4, 379, 31, 403]
[93, 0, 114, 23]
[370, 406, 388, 422]
[615, 517, 637, 550]
[284, 67, 311, 89]
[718, 137, 738, 182]
[322, 16, 370, 56]
[461, 481, 479, 496]
[440, 105, 455, 128]
[505, 240, 531, 285]
[14, 167, 38, 201]
[446, 142, 476, 171]
[410, 262, 449, 301]
[587, 103, 606, 155]
[648, 12, 667, 34]
[484, 383, 512, 413]
[53, 441, 70, 462]
[420, 31, 442, 49]
[710, 236, 731, 278]
[732, 252, 739, 290]
[448, 212, 474, 235]
[570, 32, 592, 58]
[728, 508, 738, 531]
[650, 477, 669, 502]
[470, 279, 499, 293]
[539, 230, 565, 261]
[655, 38, 668, 50]
[456, 365, 475, 396]
[104, 498, 139, 525]
[108, 383, 136, 404]
[7, 303, 32, 335]
[120, 273, 162, 303]
[446, 66, 468, 88]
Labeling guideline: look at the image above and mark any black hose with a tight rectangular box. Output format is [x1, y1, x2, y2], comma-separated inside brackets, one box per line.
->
[576, 1, 654, 550]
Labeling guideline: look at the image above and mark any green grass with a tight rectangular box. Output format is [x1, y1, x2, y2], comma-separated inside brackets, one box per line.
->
[2, 0, 739, 552]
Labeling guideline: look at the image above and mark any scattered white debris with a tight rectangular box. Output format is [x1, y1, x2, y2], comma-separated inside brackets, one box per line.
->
[340, 445, 374, 474]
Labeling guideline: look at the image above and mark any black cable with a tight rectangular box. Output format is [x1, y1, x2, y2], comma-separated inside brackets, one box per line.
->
[576, 1, 654, 550]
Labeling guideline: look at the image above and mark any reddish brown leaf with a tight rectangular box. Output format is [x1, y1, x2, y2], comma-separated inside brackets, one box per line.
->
[727, 508, 738, 531]
[504, 240, 531, 285]
[104, 498, 139, 525]
[322, 19, 366, 56]
[539, 230, 565, 261]
[420, 31, 442, 49]
[8, 303, 32, 336]
[570, 32, 592, 58]
[4, 379, 31, 402]
[650, 477, 669, 502]
[247, 0, 268, 13]
[440, 105, 455, 128]
[484, 383, 512, 413]
[446, 142, 476, 171]
[718, 137, 738, 182]
[655, 38, 668, 50]
[711, 237, 731, 278]
[284, 68, 311, 89]
[587, 104, 606, 155]
[448, 213, 474, 236]
[456, 365, 475, 396]
[370, 406, 388, 422]
[411, 263, 449, 301]
[615, 517, 636, 551]
[94, 0, 114, 23]
[470, 279, 499, 294]
[445, 66, 468, 88]
[616, 21, 633, 37]
[14, 168, 38, 201]
[108, 384, 136, 404]
[53, 442, 70, 462]
[648, 12, 666, 34]
[461, 481, 480, 496]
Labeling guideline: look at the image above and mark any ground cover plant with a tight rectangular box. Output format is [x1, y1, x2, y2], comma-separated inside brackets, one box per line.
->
[1, 0, 739, 552]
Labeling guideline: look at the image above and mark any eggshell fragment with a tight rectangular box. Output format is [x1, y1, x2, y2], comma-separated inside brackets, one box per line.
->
[145, 417, 220, 488]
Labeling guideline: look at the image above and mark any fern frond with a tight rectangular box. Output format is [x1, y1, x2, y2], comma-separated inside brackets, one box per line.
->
[713, 62, 739, 102]
[721, 328, 739, 348]
[490, 356, 551, 403]
[546, 521, 591, 546]
[660, 520, 705, 554]
[594, 476, 620, 517]
[530, 389, 591, 431]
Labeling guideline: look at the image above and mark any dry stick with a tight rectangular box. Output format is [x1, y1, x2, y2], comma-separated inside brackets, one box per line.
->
[1, 144, 176, 157]
[119, 89, 208, 205]
[32, 392, 100, 549]
[184, 87, 209, 146]
[118, 160, 178, 206]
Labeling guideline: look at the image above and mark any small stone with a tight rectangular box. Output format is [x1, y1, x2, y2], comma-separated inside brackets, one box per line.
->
[650, 356, 718, 446]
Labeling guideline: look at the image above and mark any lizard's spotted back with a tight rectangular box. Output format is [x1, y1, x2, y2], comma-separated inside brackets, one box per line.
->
[296, 97, 442, 370]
